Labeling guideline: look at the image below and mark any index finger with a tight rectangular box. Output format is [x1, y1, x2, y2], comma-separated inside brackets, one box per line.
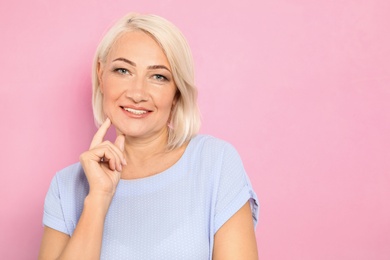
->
[89, 118, 111, 149]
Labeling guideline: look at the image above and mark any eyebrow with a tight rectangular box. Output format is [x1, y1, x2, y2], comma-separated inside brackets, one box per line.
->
[112, 58, 171, 72]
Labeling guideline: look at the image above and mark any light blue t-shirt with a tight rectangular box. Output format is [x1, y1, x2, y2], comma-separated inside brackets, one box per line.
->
[43, 135, 259, 259]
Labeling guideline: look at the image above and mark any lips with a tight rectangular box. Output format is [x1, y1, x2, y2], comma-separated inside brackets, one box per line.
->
[123, 107, 147, 115]
[120, 106, 151, 116]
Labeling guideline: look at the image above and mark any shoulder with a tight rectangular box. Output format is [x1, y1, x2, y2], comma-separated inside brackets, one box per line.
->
[189, 135, 243, 165]
[53, 162, 88, 192]
[190, 134, 239, 156]
[186, 135, 244, 173]
[55, 162, 85, 180]
[44, 162, 88, 236]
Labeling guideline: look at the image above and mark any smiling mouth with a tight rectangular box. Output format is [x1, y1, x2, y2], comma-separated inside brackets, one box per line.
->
[122, 107, 148, 115]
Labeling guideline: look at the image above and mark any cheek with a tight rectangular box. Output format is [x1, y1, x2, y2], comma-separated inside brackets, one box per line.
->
[101, 95, 110, 117]
[101, 78, 123, 102]
[159, 93, 176, 111]
[101, 74, 124, 94]
[101, 87, 119, 117]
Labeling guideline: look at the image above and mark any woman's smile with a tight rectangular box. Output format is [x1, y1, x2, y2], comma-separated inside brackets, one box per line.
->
[121, 105, 151, 117]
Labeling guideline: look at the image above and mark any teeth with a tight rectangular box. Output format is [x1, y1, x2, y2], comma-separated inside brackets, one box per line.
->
[123, 107, 147, 115]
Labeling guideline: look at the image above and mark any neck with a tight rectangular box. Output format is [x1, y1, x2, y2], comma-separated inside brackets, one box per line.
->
[122, 127, 170, 158]
[115, 128, 187, 180]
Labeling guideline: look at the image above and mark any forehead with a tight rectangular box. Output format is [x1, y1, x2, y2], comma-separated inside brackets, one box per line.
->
[107, 30, 170, 68]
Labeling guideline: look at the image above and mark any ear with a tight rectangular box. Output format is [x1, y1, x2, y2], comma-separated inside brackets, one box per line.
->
[97, 61, 104, 93]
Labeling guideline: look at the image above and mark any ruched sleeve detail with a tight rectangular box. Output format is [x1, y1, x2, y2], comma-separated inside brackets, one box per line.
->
[213, 143, 259, 233]
[42, 174, 69, 235]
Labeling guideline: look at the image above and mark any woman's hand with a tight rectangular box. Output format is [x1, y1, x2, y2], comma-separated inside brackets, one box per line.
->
[39, 118, 127, 260]
[80, 118, 127, 199]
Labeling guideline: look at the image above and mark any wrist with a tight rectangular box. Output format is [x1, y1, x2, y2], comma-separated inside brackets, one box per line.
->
[84, 192, 113, 214]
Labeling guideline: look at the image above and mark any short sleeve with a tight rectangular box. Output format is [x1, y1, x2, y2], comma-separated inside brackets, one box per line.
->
[213, 143, 259, 233]
[42, 175, 69, 235]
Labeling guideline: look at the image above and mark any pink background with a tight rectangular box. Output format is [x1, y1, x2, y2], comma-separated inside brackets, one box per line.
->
[1, 0, 389, 259]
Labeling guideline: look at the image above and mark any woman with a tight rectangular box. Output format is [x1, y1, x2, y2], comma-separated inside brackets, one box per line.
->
[39, 13, 259, 259]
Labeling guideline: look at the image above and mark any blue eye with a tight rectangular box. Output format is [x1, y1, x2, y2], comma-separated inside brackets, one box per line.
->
[153, 74, 168, 81]
[114, 68, 129, 75]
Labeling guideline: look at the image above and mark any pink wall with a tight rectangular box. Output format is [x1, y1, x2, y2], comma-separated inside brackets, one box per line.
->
[1, 0, 389, 259]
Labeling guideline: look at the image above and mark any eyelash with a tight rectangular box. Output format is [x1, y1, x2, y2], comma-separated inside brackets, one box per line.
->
[112, 68, 169, 82]
[153, 74, 168, 81]
[113, 68, 130, 75]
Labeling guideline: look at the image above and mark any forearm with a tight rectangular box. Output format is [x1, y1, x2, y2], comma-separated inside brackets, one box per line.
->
[58, 194, 111, 260]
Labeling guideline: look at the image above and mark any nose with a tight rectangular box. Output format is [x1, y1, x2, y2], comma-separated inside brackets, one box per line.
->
[126, 76, 148, 103]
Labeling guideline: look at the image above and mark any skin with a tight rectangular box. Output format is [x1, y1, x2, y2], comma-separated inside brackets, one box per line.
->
[38, 30, 258, 259]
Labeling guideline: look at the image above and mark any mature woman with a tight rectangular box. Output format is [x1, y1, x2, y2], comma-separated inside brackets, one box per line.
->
[39, 13, 259, 259]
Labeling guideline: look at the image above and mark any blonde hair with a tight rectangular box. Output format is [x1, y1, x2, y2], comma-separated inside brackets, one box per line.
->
[92, 13, 201, 149]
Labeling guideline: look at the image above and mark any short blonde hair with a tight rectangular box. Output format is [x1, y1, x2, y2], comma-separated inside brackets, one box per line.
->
[92, 13, 201, 149]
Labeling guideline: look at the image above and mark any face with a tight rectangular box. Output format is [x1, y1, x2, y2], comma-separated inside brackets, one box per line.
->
[98, 30, 177, 140]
